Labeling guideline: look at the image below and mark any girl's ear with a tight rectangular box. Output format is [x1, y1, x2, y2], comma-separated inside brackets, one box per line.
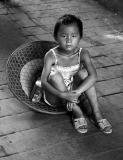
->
[55, 36, 58, 42]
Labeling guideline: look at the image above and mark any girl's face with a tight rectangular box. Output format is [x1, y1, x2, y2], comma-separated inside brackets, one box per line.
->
[56, 24, 81, 54]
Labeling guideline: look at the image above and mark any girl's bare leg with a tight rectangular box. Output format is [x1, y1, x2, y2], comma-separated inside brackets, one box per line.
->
[45, 72, 84, 119]
[76, 69, 103, 121]
[85, 86, 112, 134]
[75, 69, 112, 133]
[44, 72, 67, 106]
[45, 72, 88, 133]
[85, 86, 103, 121]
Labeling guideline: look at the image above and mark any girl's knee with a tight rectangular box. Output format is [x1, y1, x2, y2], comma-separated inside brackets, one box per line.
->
[49, 72, 67, 91]
[49, 72, 64, 83]
[78, 69, 88, 80]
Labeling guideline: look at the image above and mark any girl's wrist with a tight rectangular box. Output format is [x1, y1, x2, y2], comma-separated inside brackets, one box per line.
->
[75, 89, 82, 95]
[59, 91, 65, 99]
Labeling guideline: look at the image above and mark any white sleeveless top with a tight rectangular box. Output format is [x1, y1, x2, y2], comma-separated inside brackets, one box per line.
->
[49, 46, 82, 90]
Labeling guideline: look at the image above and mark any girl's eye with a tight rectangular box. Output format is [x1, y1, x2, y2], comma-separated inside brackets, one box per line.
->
[61, 35, 66, 38]
[72, 34, 77, 37]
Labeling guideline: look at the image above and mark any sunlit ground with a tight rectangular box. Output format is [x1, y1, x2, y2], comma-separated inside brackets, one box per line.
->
[104, 34, 123, 40]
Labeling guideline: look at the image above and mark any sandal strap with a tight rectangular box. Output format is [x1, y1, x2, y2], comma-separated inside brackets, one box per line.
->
[74, 118, 87, 129]
[98, 119, 111, 129]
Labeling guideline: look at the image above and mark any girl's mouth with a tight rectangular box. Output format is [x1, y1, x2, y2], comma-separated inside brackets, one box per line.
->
[66, 44, 72, 48]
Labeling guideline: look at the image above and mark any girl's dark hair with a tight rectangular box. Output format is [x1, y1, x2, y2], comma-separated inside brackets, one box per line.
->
[53, 14, 83, 40]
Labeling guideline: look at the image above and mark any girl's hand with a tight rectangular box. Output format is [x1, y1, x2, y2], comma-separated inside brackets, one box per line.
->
[71, 90, 81, 103]
[71, 90, 82, 96]
[71, 89, 81, 94]
[61, 91, 81, 103]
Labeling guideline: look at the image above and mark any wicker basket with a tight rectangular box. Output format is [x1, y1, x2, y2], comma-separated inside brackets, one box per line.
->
[6, 40, 67, 114]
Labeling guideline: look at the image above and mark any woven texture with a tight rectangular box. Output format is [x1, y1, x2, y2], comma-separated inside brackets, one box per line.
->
[6, 41, 67, 114]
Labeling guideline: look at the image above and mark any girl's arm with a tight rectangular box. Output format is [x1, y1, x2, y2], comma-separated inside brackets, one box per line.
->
[74, 49, 97, 94]
[41, 51, 79, 102]
[41, 51, 63, 98]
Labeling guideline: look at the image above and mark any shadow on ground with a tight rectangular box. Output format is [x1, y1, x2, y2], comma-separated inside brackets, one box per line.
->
[0, 13, 26, 59]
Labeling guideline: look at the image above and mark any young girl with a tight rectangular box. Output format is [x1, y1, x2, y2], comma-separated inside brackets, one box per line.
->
[41, 14, 112, 134]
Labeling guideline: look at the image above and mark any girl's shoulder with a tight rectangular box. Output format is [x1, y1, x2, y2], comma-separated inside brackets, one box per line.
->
[44, 48, 56, 64]
[46, 46, 58, 56]
[80, 48, 90, 55]
[80, 48, 90, 59]
[79, 48, 91, 64]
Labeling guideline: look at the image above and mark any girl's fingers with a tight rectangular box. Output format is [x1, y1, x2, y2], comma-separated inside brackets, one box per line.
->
[71, 91, 81, 96]
[72, 99, 79, 103]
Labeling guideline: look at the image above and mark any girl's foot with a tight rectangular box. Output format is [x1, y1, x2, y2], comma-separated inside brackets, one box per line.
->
[68, 102, 88, 133]
[97, 119, 112, 134]
[73, 117, 88, 134]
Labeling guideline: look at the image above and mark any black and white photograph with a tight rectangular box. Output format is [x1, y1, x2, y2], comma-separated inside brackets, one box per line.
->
[0, 0, 123, 159]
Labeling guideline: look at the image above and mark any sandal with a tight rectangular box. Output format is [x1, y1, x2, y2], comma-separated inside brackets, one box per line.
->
[73, 117, 88, 134]
[97, 119, 112, 134]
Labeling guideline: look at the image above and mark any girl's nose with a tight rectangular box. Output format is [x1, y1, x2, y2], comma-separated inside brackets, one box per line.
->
[66, 36, 72, 43]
